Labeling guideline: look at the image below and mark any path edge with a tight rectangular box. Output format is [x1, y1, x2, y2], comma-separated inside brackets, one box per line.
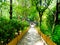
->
[35, 27, 57, 45]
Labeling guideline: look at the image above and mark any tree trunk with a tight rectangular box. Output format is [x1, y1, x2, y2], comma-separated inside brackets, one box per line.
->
[52, 1, 59, 33]
[55, 0, 58, 25]
[52, 12, 56, 33]
[57, 2, 60, 24]
[40, 0, 42, 5]
[39, 12, 42, 29]
[10, 0, 12, 19]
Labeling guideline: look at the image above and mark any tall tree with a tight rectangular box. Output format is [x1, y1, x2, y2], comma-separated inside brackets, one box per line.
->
[55, 0, 60, 25]
[31, 0, 52, 28]
[10, 0, 12, 19]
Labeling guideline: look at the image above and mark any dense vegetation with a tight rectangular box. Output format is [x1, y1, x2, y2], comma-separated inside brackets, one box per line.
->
[0, 16, 29, 45]
[0, 0, 60, 45]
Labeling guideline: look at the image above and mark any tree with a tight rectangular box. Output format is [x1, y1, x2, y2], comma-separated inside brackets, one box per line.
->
[31, 0, 52, 28]
[55, 0, 60, 25]
[10, 0, 12, 19]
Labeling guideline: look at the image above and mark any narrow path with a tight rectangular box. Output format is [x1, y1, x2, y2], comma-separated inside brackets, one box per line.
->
[17, 24, 48, 45]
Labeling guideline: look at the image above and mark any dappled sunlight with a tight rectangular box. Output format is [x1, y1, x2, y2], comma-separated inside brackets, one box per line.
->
[34, 41, 45, 45]
[42, 15, 47, 20]
[0, 0, 59, 45]
[48, 0, 56, 9]
[17, 24, 47, 45]
[28, 24, 38, 33]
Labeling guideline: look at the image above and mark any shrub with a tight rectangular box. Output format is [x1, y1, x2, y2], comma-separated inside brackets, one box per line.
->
[0, 16, 29, 44]
[51, 25, 60, 45]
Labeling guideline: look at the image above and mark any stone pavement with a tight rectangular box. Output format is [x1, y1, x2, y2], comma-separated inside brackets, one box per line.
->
[17, 24, 48, 45]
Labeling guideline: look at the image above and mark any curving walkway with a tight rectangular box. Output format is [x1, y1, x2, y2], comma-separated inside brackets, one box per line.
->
[17, 24, 48, 45]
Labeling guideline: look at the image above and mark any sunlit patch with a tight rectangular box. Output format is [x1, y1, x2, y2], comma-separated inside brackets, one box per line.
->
[34, 41, 45, 45]
[28, 24, 38, 33]
[43, 16, 46, 19]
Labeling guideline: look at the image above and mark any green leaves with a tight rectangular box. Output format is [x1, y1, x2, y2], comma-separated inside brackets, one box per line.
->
[54, 25, 60, 37]
[0, 16, 29, 44]
[40, 1, 59, 44]
[51, 25, 60, 45]
[0, 0, 2, 2]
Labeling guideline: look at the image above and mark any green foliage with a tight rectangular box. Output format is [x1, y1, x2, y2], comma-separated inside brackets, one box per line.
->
[51, 25, 60, 45]
[41, 22, 52, 36]
[0, 0, 58, 45]
[0, 16, 29, 44]
[0, 16, 15, 44]
[41, 1, 56, 31]
[40, 1, 59, 45]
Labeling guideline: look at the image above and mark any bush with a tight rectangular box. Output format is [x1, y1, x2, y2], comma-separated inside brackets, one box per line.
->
[51, 25, 60, 45]
[41, 21, 52, 36]
[0, 17, 15, 44]
[0, 16, 29, 44]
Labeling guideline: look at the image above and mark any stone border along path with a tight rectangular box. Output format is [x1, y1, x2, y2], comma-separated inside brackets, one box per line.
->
[17, 24, 48, 45]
